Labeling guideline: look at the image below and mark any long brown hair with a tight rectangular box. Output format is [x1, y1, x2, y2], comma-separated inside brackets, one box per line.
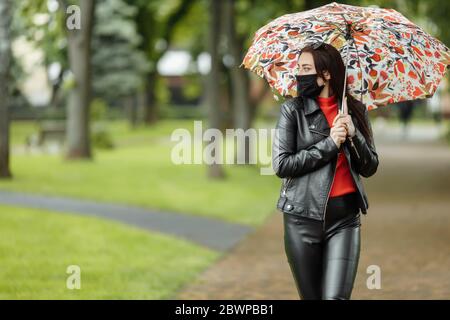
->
[298, 43, 373, 145]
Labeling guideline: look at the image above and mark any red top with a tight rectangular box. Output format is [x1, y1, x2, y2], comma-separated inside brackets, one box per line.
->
[316, 94, 357, 197]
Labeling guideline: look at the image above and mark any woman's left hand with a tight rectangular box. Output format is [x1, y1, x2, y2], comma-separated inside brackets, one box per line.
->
[332, 97, 356, 137]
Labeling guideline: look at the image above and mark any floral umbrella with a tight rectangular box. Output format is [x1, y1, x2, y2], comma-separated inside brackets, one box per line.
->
[240, 2, 450, 111]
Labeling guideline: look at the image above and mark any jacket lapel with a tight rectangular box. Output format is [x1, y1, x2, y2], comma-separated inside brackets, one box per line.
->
[303, 95, 354, 135]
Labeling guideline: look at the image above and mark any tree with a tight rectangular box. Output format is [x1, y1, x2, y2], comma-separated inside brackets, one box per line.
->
[59, 0, 96, 159]
[92, 0, 149, 127]
[207, 0, 226, 179]
[224, 0, 252, 164]
[128, 0, 195, 125]
[16, 0, 68, 109]
[0, 0, 13, 178]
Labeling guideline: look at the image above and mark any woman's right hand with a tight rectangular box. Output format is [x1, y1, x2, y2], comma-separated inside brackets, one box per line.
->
[330, 118, 347, 149]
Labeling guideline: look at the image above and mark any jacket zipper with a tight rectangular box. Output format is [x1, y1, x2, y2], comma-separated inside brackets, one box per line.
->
[323, 155, 338, 231]
[309, 128, 329, 137]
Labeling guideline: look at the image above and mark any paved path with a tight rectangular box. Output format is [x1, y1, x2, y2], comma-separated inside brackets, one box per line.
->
[0, 190, 253, 252]
[175, 125, 450, 299]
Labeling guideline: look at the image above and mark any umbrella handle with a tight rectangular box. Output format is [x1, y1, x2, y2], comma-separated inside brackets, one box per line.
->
[340, 40, 350, 114]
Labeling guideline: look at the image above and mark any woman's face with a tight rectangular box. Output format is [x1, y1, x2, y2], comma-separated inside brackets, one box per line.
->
[297, 51, 330, 86]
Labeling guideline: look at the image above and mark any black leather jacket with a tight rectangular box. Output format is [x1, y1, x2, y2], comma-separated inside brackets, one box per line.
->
[272, 96, 379, 222]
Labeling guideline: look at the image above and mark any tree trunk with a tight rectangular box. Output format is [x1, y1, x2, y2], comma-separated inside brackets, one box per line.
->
[207, 0, 225, 179]
[64, 0, 95, 159]
[135, 0, 194, 127]
[224, 0, 253, 164]
[143, 72, 158, 124]
[0, 0, 12, 179]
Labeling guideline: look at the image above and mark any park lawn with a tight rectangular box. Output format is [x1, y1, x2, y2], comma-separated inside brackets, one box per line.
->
[1, 120, 280, 226]
[9, 120, 40, 146]
[0, 204, 220, 299]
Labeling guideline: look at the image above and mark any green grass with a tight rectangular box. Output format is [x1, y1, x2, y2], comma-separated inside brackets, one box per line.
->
[2, 119, 280, 226]
[0, 204, 219, 299]
[10, 121, 40, 146]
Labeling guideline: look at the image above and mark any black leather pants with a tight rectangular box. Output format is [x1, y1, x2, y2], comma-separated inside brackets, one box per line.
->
[283, 192, 361, 300]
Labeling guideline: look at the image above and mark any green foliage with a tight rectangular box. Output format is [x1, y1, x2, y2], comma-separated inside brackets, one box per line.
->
[15, 0, 150, 107]
[91, 122, 115, 150]
[92, 0, 149, 104]
[170, 0, 208, 57]
[15, 0, 67, 69]
[90, 98, 108, 121]
[422, 0, 450, 47]
[155, 76, 170, 105]
[181, 74, 202, 101]
[158, 104, 205, 119]
[90, 98, 115, 149]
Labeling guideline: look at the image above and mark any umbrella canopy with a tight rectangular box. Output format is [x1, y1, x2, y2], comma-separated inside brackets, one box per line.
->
[240, 2, 450, 110]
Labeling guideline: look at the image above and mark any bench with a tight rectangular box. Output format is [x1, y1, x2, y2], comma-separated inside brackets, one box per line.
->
[34, 120, 66, 146]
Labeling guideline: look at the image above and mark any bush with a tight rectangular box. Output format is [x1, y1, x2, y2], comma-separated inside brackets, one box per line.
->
[91, 122, 115, 150]
[89, 98, 115, 149]
[90, 98, 108, 121]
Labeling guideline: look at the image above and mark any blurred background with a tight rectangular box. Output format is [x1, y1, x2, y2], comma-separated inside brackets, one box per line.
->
[0, 0, 449, 299]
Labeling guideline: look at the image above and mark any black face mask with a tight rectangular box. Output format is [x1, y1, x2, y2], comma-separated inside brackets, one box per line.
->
[296, 74, 325, 98]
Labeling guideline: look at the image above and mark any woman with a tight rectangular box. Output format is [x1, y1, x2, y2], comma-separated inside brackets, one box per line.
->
[272, 43, 379, 300]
